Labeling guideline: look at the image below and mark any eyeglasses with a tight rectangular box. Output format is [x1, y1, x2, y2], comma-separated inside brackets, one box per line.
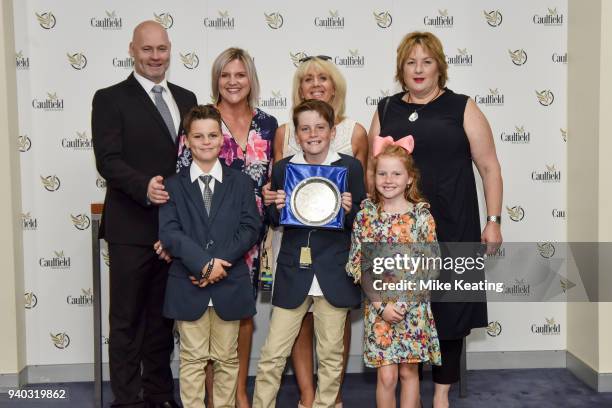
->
[298, 55, 332, 63]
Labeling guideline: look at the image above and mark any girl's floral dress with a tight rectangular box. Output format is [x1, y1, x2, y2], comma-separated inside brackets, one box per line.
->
[177, 108, 278, 297]
[347, 199, 442, 368]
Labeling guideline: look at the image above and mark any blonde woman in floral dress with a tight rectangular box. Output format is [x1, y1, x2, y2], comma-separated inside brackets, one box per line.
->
[177, 47, 278, 408]
[347, 139, 441, 408]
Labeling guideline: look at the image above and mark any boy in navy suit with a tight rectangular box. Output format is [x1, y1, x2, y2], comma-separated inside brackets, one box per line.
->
[253, 100, 366, 407]
[159, 105, 260, 408]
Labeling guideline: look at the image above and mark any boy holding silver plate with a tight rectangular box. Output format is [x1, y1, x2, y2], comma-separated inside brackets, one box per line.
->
[253, 99, 366, 407]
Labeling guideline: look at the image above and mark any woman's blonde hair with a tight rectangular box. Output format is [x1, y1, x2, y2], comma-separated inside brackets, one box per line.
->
[211, 47, 260, 107]
[372, 145, 426, 206]
[395, 31, 448, 90]
[291, 57, 346, 122]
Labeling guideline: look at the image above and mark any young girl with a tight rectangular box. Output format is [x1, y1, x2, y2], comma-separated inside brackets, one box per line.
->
[347, 136, 441, 408]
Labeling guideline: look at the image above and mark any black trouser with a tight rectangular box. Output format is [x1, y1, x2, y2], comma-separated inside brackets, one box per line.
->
[419, 338, 463, 384]
[108, 244, 175, 407]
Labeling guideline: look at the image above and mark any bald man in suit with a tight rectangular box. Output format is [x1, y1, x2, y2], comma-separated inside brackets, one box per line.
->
[92, 21, 197, 408]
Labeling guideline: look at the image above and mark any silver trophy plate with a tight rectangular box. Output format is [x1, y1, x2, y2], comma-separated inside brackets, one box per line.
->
[290, 176, 341, 226]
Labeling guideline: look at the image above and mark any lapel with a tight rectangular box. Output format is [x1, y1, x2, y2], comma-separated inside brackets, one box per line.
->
[125, 73, 175, 149]
[207, 165, 232, 225]
[178, 168, 209, 227]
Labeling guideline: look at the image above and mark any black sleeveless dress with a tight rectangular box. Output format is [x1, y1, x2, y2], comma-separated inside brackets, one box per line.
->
[378, 89, 487, 339]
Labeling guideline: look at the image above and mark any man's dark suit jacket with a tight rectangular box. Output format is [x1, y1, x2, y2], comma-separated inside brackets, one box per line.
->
[159, 166, 261, 322]
[92, 73, 197, 245]
[267, 154, 365, 310]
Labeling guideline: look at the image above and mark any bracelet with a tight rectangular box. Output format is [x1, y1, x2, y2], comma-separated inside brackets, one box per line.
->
[486, 215, 502, 224]
[202, 258, 214, 280]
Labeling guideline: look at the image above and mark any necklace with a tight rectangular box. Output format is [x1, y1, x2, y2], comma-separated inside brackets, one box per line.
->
[407, 88, 442, 122]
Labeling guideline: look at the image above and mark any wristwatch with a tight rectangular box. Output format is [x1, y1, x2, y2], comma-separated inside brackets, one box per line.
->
[486, 215, 502, 224]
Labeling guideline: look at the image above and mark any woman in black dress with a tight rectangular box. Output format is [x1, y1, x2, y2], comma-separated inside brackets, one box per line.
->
[366, 31, 503, 408]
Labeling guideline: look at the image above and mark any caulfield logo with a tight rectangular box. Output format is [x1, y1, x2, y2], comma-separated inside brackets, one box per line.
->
[447, 48, 472, 66]
[18, 135, 32, 152]
[483, 10, 503, 27]
[537, 242, 556, 259]
[424, 9, 453, 28]
[204, 10, 235, 29]
[552, 208, 566, 219]
[506, 205, 525, 222]
[536, 89, 554, 106]
[113, 54, 134, 69]
[315, 10, 344, 29]
[91, 10, 122, 30]
[290, 51, 308, 68]
[40, 175, 61, 192]
[67, 288, 93, 307]
[180, 52, 199, 70]
[25, 292, 38, 309]
[504, 279, 530, 296]
[373, 11, 392, 28]
[500, 125, 530, 144]
[532, 164, 561, 183]
[259, 91, 287, 110]
[486, 321, 502, 337]
[102, 250, 110, 267]
[71, 214, 91, 230]
[264, 12, 283, 29]
[552, 52, 567, 64]
[32, 92, 64, 111]
[475, 88, 504, 106]
[96, 176, 107, 189]
[560, 278, 576, 293]
[50, 332, 71, 349]
[102, 336, 109, 345]
[39, 250, 71, 269]
[62, 131, 92, 150]
[154, 12, 173, 29]
[16, 51, 30, 70]
[531, 318, 561, 335]
[509, 49, 528, 66]
[21, 212, 38, 230]
[560, 128, 567, 142]
[533, 7, 564, 26]
[67, 52, 87, 70]
[36, 11, 56, 29]
[335, 49, 365, 68]
[366, 90, 391, 106]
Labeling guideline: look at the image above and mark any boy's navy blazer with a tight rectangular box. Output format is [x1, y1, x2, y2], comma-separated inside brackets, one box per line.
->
[159, 165, 261, 322]
[266, 154, 365, 309]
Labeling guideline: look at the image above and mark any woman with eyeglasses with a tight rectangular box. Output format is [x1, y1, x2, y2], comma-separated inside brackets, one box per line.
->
[262, 55, 368, 408]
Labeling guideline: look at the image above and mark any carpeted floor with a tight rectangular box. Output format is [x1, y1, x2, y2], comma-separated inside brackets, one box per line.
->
[1, 369, 611, 407]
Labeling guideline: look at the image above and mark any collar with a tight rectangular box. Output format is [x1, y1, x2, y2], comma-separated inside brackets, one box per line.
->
[190, 159, 223, 184]
[289, 148, 341, 165]
[133, 71, 170, 94]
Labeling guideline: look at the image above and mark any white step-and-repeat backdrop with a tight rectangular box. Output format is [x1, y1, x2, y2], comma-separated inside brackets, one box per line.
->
[14, 0, 567, 371]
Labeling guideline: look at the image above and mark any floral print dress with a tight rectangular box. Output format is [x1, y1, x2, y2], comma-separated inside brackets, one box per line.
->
[219, 109, 277, 295]
[347, 199, 442, 368]
[176, 108, 278, 296]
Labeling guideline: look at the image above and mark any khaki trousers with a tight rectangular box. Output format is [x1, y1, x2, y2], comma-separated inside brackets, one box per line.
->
[253, 296, 348, 408]
[176, 308, 239, 408]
